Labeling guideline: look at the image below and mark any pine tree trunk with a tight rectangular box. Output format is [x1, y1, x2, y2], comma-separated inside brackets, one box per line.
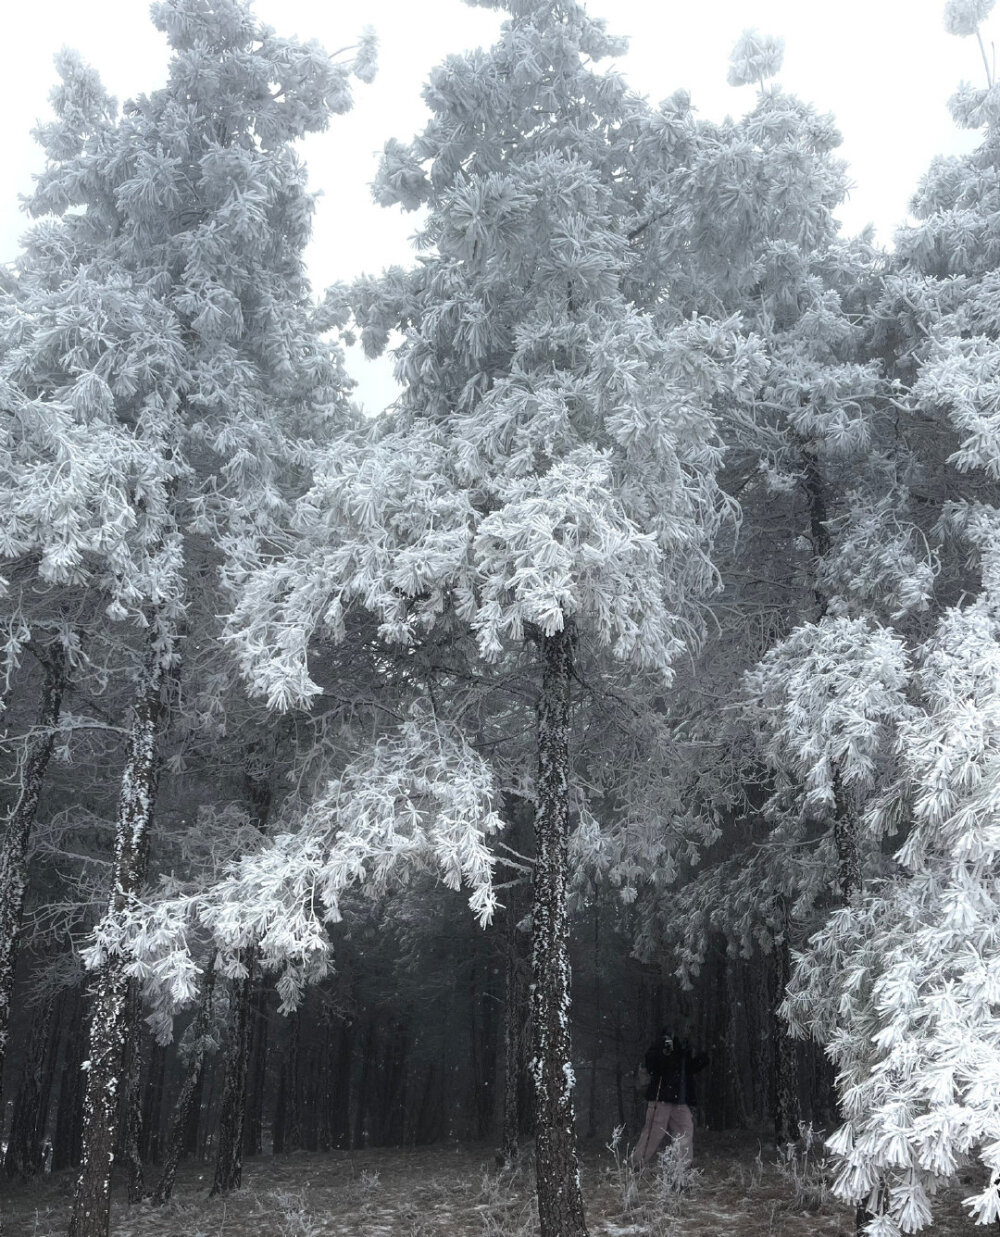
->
[284, 1010, 302, 1151]
[725, 956, 751, 1129]
[500, 904, 523, 1165]
[351, 1020, 374, 1151]
[244, 982, 269, 1157]
[210, 949, 256, 1196]
[120, 980, 146, 1203]
[68, 639, 168, 1237]
[328, 1019, 351, 1151]
[0, 643, 65, 1091]
[587, 902, 600, 1141]
[773, 936, 800, 1144]
[532, 628, 588, 1237]
[140, 1040, 167, 1165]
[213, 748, 272, 1183]
[152, 970, 215, 1207]
[4, 992, 56, 1180]
[52, 988, 85, 1173]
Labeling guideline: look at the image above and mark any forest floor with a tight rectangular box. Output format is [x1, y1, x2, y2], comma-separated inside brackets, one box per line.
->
[0, 1130, 983, 1236]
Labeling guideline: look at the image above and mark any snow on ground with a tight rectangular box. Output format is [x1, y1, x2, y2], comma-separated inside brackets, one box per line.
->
[0, 1132, 983, 1235]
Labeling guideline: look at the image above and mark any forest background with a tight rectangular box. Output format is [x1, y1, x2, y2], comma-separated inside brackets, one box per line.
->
[2, 2, 1000, 1237]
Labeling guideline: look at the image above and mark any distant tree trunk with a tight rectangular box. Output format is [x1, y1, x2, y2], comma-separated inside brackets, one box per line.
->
[141, 1040, 167, 1165]
[376, 1020, 408, 1146]
[500, 905, 524, 1165]
[244, 982, 269, 1157]
[612, 1010, 625, 1129]
[120, 981, 146, 1203]
[587, 902, 600, 1141]
[725, 955, 751, 1129]
[69, 637, 168, 1237]
[532, 627, 588, 1237]
[328, 1020, 352, 1150]
[0, 642, 65, 1093]
[52, 988, 85, 1173]
[182, 1048, 206, 1159]
[151, 969, 215, 1207]
[350, 1021, 374, 1150]
[773, 935, 800, 1144]
[4, 991, 56, 1179]
[303, 1039, 321, 1152]
[210, 950, 256, 1196]
[274, 1010, 304, 1154]
[212, 748, 272, 1187]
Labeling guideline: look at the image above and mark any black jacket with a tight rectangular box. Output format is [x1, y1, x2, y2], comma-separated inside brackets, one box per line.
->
[644, 1041, 708, 1106]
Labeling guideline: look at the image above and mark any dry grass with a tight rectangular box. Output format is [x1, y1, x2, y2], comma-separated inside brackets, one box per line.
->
[0, 1131, 983, 1236]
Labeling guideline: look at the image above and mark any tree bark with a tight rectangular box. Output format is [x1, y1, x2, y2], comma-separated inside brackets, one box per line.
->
[500, 903, 524, 1165]
[152, 969, 215, 1207]
[52, 988, 85, 1173]
[4, 991, 57, 1180]
[773, 936, 800, 1144]
[120, 980, 146, 1203]
[532, 627, 588, 1237]
[244, 981, 269, 1157]
[327, 1019, 352, 1151]
[140, 1039, 167, 1166]
[211, 746, 272, 1186]
[0, 642, 65, 1090]
[586, 901, 600, 1141]
[68, 637, 168, 1237]
[210, 949, 255, 1196]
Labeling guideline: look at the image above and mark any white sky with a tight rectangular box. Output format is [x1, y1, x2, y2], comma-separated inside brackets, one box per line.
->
[0, 0, 990, 411]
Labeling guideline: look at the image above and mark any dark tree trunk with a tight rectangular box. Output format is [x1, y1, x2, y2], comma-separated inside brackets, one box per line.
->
[500, 904, 524, 1165]
[213, 750, 272, 1182]
[586, 902, 600, 1141]
[182, 1047, 206, 1160]
[612, 1010, 625, 1129]
[327, 1020, 352, 1151]
[414, 1062, 443, 1146]
[725, 955, 751, 1129]
[151, 969, 215, 1207]
[0, 643, 65, 1091]
[532, 628, 588, 1237]
[141, 1040, 167, 1166]
[284, 1010, 302, 1151]
[69, 639, 168, 1237]
[351, 1020, 375, 1150]
[210, 950, 256, 1196]
[120, 981, 146, 1203]
[244, 981, 269, 1157]
[773, 935, 800, 1144]
[375, 1020, 407, 1146]
[4, 992, 57, 1180]
[52, 988, 85, 1173]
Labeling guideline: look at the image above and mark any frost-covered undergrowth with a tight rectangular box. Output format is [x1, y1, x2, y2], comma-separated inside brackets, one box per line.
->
[0, 1133, 981, 1236]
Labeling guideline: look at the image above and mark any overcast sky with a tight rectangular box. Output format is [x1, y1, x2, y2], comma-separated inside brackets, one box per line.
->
[1, 0, 990, 410]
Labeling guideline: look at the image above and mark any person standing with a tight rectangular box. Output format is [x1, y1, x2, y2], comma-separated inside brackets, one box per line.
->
[632, 1028, 709, 1167]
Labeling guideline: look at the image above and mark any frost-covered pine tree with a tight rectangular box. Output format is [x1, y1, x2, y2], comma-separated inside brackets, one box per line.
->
[587, 27, 937, 1159]
[226, 1, 764, 1231]
[781, 3, 1000, 1232]
[0, 2, 373, 1232]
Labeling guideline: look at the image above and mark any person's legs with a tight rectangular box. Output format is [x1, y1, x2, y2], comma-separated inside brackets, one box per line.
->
[632, 1102, 671, 1165]
[666, 1103, 695, 1165]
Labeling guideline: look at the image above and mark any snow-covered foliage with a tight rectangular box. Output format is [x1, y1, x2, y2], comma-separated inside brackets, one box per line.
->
[726, 29, 785, 88]
[784, 601, 1000, 1232]
[0, 0, 371, 635]
[944, 0, 996, 37]
[746, 617, 911, 815]
[778, 7, 1000, 1231]
[87, 711, 502, 1036]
